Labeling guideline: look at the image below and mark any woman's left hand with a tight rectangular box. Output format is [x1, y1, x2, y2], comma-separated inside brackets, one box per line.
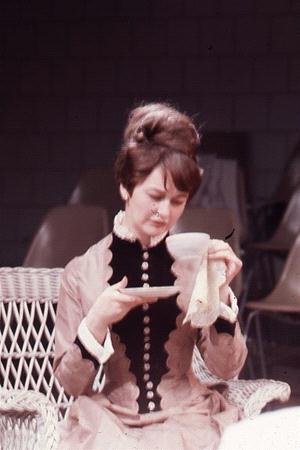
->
[208, 240, 242, 285]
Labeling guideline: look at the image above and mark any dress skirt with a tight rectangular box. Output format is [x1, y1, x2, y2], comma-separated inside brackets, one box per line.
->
[58, 387, 240, 450]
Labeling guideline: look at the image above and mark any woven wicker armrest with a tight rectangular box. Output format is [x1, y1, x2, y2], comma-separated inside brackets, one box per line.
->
[0, 388, 60, 450]
[225, 378, 291, 418]
[192, 347, 291, 418]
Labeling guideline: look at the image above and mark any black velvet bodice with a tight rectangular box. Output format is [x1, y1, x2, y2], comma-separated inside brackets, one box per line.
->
[108, 233, 181, 414]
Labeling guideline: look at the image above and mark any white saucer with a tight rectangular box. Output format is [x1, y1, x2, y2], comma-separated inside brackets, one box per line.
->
[119, 286, 180, 298]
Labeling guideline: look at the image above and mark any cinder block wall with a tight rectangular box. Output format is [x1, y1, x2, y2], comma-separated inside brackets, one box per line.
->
[0, 0, 299, 265]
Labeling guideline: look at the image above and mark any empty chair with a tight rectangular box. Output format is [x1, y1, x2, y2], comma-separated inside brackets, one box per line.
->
[251, 184, 300, 253]
[245, 142, 300, 251]
[262, 140, 300, 213]
[244, 233, 300, 378]
[171, 207, 242, 296]
[23, 205, 109, 268]
[68, 168, 122, 227]
[248, 185, 300, 295]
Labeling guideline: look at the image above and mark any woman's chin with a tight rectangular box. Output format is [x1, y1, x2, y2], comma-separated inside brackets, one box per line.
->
[147, 223, 167, 236]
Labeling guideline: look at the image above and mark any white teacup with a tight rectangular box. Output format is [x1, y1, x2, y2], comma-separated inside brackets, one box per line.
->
[166, 232, 210, 260]
[166, 232, 236, 327]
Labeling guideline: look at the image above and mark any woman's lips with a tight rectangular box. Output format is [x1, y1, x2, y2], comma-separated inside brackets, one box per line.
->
[150, 219, 166, 227]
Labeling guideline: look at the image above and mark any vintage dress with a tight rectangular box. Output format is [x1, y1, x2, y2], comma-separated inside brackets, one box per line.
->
[54, 223, 248, 450]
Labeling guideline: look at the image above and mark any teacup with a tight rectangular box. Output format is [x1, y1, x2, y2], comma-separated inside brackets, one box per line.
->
[166, 232, 210, 260]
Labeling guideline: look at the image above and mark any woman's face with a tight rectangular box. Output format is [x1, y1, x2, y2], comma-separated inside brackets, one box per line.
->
[122, 165, 188, 246]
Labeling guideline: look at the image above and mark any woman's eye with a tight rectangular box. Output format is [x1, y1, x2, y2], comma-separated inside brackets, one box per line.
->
[171, 199, 186, 206]
[150, 194, 163, 201]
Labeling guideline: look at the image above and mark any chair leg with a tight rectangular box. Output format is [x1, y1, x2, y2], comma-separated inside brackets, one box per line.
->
[254, 313, 267, 378]
[238, 266, 254, 323]
[244, 310, 257, 337]
[244, 310, 259, 378]
[244, 310, 267, 378]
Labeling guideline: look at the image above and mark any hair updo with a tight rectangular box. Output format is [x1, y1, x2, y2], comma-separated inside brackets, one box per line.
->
[114, 102, 202, 199]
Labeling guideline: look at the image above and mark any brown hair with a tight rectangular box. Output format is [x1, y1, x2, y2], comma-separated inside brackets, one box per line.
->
[114, 102, 202, 199]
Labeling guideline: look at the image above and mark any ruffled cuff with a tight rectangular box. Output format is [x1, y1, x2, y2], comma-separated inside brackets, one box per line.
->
[218, 286, 239, 324]
[77, 318, 114, 365]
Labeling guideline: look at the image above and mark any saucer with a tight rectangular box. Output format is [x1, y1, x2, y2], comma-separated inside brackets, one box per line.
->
[119, 286, 180, 298]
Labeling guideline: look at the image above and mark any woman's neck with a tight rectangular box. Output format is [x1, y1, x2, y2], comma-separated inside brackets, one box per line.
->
[113, 211, 167, 248]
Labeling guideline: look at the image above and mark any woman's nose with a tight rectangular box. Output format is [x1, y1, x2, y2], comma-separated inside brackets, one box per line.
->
[158, 200, 170, 219]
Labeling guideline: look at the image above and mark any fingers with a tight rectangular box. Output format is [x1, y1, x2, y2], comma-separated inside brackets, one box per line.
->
[112, 276, 128, 289]
[118, 293, 158, 306]
[208, 243, 242, 283]
[226, 260, 242, 283]
[145, 296, 159, 304]
[208, 240, 231, 254]
[117, 293, 144, 305]
[208, 242, 241, 265]
[108, 278, 160, 311]
[208, 250, 242, 268]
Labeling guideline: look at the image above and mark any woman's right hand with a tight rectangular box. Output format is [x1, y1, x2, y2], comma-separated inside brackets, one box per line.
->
[85, 276, 152, 344]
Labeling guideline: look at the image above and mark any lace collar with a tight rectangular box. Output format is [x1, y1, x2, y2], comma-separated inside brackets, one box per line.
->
[113, 210, 168, 248]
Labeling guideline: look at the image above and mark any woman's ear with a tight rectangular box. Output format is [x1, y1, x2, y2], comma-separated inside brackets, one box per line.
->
[120, 184, 129, 202]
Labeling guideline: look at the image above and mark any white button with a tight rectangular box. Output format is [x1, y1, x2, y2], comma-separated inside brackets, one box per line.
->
[142, 273, 149, 281]
[143, 353, 150, 361]
[142, 303, 149, 311]
[143, 251, 149, 260]
[144, 326, 150, 335]
[143, 283, 150, 288]
[146, 381, 153, 390]
[144, 363, 150, 371]
[148, 401, 155, 411]
[143, 315, 150, 324]
[143, 373, 150, 381]
[141, 262, 149, 270]
[144, 342, 150, 351]
[147, 391, 154, 399]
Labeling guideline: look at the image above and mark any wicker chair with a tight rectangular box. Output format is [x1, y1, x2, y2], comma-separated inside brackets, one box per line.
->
[0, 267, 70, 450]
[0, 267, 291, 450]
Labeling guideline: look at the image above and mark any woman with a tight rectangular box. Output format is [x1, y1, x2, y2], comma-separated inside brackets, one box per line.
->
[54, 103, 248, 450]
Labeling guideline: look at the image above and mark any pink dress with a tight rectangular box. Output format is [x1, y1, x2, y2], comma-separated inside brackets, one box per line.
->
[54, 230, 247, 450]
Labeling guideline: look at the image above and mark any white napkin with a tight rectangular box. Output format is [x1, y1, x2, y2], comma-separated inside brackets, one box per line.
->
[182, 240, 238, 328]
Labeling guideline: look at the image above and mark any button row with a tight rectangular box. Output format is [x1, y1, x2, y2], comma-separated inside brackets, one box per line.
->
[141, 249, 156, 412]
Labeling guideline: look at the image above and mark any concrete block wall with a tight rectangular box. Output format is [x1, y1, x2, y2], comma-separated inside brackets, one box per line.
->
[0, 0, 299, 265]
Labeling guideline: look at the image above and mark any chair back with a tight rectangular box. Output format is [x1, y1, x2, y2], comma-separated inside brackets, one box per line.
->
[0, 267, 72, 418]
[68, 168, 122, 227]
[171, 207, 242, 295]
[267, 233, 300, 307]
[268, 185, 300, 250]
[23, 205, 109, 268]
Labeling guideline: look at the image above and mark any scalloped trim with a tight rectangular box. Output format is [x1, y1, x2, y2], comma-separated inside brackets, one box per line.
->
[157, 313, 206, 410]
[103, 332, 140, 413]
[100, 233, 140, 411]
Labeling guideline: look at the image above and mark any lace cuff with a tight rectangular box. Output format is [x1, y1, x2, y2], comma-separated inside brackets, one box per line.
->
[77, 318, 114, 365]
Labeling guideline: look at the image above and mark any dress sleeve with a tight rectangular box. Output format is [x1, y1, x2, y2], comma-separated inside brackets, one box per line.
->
[53, 258, 113, 397]
[197, 317, 248, 381]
